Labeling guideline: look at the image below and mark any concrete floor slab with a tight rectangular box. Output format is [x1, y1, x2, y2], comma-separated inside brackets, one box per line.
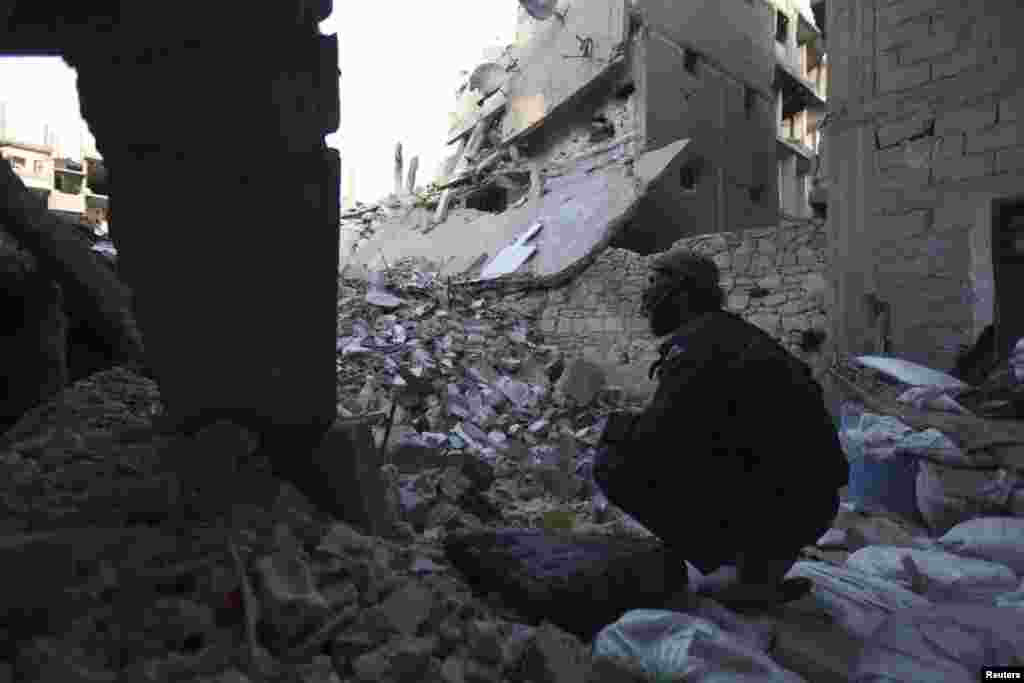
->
[349, 138, 692, 286]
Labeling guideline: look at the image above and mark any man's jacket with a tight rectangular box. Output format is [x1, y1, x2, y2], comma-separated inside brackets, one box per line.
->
[599, 310, 848, 505]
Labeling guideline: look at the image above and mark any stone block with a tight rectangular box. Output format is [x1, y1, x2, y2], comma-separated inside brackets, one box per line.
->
[876, 14, 931, 51]
[936, 102, 997, 135]
[754, 253, 776, 272]
[782, 299, 811, 315]
[762, 293, 788, 307]
[540, 318, 556, 333]
[757, 239, 778, 253]
[933, 152, 994, 182]
[782, 314, 810, 332]
[732, 252, 753, 273]
[935, 133, 965, 159]
[727, 294, 750, 310]
[900, 23, 960, 64]
[796, 247, 818, 266]
[748, 313, 780, 334]
[557, 318, 572, 334]
[967, 123, 1021, 154]
[758, 274, 782, 289]
[996, 147, 1024, 174]
[876, 209, 930, 244]
[877, 62, 931, 94]
[1000, 90, 1024, 124]
[605, 317, 623, 333]
[877, 0, 938, 27]
[876, 145, 908, 170]
[933, 47, 985, 80]
[877, 113, 934, 149]
[877, 166, 932, 190]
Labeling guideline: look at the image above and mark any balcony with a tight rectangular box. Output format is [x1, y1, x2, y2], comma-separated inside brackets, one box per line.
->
[48, 190, 86, 215]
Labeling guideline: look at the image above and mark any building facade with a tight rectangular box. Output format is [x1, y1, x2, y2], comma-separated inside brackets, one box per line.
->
[617, 0, 829, 252]
[1, 138, 109, 230]
[823, 0, 1024, 369]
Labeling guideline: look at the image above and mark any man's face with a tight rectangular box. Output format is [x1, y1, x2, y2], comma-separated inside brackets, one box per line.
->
[642, 269, 690, 337]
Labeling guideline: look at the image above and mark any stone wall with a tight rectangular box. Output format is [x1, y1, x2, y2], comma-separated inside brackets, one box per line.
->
[526, 221, 828, 397]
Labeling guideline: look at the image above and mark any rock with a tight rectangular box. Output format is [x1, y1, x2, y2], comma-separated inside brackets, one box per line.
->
[466, 619, 504, 665]
[332, 628, 380, 673]
[459, 455, 496, 491]
[500, 623, 536, 672]
[556, 359, 606, 406]
[516, 622, 591, 683]
[443, 529, 687, 640]
[377, 580, 436, 636]
[441, 655, 467, 683]
[318, 521, 375, 555]
[352, 646, 393, 681]
[142, 598, 216, 652]
[322, 581, 360, 609]
[427, 501, 463, 529]
[255, 543, 330, 651]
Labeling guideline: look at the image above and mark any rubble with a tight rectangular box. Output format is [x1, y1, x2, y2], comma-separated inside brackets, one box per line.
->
[3, 256, 1024, 683]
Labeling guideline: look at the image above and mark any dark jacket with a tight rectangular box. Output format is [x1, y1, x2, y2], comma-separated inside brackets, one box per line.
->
[596, 310, 847, 558]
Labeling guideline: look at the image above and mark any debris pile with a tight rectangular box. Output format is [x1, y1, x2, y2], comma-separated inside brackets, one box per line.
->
[335, 257, 650, 540]
[0, 366, 609, 683]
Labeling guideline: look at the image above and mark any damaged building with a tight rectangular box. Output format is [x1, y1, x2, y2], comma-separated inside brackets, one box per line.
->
[824, 0, 1024, 372]
[346, 0, 831, 394]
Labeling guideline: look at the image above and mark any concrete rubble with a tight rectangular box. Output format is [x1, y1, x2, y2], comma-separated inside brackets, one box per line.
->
[3, 0, 1024, 680]
[0, 257, 1021, 681]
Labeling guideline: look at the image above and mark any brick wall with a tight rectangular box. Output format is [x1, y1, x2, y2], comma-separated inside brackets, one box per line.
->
[526, 221, 828, 397]
[855, 0, 1024, 368]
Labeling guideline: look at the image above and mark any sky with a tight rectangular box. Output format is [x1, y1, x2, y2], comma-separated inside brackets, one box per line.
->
[0, 2, 518, 203]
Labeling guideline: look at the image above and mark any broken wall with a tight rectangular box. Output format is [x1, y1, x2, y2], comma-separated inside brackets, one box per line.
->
[500, 0, 628, 142]
[629, 9, 779, 249]
[638, 0, 775, 94]
[525, 221, 828, 398]
[826, 0, 1024, 369]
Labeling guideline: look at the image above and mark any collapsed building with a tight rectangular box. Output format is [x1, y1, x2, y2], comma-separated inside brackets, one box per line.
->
[345, 0, 832, 395]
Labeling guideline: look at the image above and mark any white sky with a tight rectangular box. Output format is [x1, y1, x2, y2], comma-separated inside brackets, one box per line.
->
[0, 3, 518, 204]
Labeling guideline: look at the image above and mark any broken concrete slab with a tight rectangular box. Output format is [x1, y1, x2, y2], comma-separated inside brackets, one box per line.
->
[352, 138, 693, 288]
[443, 528, 687, 641]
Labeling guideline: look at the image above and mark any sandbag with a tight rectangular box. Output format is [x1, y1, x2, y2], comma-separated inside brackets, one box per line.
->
[938, 517, 1024, 574]
[915, 460, 1018, 535]
[995, 580, 1024, 610]
[592, 609, 806, 683]
[784, 561, 930, 640]
[845, 545, 1018, 603]
[854, 605, 1024, 682]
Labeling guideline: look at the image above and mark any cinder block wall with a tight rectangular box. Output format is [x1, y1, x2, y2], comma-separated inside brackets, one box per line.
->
[828, 0, 1024, 369]
[527, 220, 828, 396]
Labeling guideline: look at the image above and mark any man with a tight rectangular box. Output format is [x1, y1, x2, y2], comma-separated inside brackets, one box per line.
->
[595, 249, 848, 609]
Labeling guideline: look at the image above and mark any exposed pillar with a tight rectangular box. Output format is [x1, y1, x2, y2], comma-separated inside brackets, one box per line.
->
[66, 18, 340, 448]
[406, 155, 419, 195]
[393, 142, 404, 196]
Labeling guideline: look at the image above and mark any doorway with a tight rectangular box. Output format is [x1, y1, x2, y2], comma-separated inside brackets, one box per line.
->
[992, 197, 1024, 358]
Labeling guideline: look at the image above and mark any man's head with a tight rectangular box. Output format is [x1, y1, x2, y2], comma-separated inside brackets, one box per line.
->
[641, 249, 724, 337]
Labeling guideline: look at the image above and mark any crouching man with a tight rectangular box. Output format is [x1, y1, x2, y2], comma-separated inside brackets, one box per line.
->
[594, 249, 848, 609]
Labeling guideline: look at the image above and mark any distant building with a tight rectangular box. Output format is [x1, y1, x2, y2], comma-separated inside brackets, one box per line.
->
[1, 137, 109, 230]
